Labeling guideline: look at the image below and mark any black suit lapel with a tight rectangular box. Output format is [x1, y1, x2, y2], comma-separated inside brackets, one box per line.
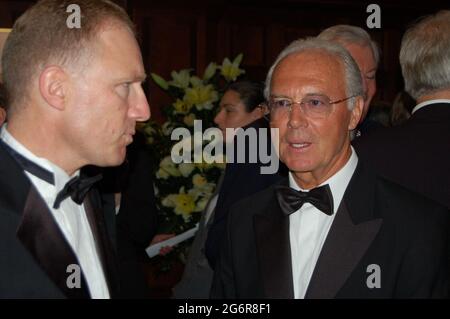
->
[0, 142, 90, 298]
[254, 181, 294, 298]
[17, 187, 91, 299]
[305, 201, 382, 298]
[305, 161, 383, 298]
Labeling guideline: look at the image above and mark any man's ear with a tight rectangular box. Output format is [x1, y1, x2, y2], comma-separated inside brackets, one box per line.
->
[39, 66, 68, 111]
[251, 104, 268, 120]
[348, 96, 364, 130]
[0, 107, 6, 125]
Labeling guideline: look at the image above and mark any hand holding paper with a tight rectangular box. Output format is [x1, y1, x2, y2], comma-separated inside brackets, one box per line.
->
[146, 223, 199, 258]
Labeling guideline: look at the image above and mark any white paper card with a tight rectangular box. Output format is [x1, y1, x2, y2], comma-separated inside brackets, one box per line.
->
[145, 223, 199, 258]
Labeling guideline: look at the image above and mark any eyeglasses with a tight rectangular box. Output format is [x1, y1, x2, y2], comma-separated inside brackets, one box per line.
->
[267, 94, 358, 120]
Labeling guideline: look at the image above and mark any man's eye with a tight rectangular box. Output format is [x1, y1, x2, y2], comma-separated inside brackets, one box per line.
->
[306, 98, 326, 107]
[116, 83, 131, 98]
[273, 100, 291, 108]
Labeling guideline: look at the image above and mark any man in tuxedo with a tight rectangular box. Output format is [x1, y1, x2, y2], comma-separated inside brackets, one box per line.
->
[318, 25, 382, 138]
[354, 10, 450, 210]
[211, 37, 449, 298]
[0, 0, 150, 298]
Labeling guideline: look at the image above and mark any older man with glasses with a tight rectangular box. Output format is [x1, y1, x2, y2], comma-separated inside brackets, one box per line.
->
[210, 37, 449, 299]
[318, 25, 381, 138]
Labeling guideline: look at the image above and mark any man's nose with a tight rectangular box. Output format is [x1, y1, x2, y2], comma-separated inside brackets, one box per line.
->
[287, 102, 308, 128]
[130, 87, 151, 122]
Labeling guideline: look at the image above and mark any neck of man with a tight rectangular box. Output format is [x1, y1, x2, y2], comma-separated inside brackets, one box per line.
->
[416, 89, 450, 104]
[292, 144, 352, 190]
[6, 114, 82, 176]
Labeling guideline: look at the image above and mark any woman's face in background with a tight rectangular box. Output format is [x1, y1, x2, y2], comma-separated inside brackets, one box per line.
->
[214, 90, 263, 142]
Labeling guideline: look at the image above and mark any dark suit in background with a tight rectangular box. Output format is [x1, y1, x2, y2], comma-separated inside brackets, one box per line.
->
[211, 161, 449, 298]
[353, 103, 450, 209]
[205, 118, 287, 269]
[172, 174, 224, 298]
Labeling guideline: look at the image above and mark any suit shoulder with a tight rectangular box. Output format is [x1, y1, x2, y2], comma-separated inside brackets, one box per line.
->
[376, 175, 448, 223]
[353, 125, 405, 154]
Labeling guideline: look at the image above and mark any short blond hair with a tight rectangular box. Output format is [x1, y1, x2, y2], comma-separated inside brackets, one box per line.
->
[1, 0, 135, 113]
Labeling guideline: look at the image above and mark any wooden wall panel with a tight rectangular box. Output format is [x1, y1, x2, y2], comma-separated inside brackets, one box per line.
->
[0, 0, 34, 27]
[231, 25, 265, 66]
[138, 14, 201, 121]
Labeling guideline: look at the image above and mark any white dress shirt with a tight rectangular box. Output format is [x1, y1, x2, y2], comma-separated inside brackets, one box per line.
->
[1, 126, 110, 299]
[289, 147, 358, 299]
[412, 99, 450, 114]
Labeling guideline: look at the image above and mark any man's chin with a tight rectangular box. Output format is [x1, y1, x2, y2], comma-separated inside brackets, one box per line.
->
[102, 150, 127, 167]
[283, 157, 316, 174]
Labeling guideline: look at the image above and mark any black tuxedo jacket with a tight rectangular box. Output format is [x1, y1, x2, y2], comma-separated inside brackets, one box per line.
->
[353, 102, 450, 209]
[99, 131, 157, 298]
[211, 161, 449, 298]
[0, 143, 119, 298]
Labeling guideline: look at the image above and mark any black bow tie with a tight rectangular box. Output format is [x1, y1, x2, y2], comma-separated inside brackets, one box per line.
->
[0, 140, 102, 209]
[275, 184, 334, 216]
[52, 174, 103, 209]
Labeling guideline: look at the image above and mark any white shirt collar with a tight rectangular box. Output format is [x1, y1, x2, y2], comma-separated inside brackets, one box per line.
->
[412, 99, 450, 114]
[288, 146, 358, 214]
[0, 124, 79, 191]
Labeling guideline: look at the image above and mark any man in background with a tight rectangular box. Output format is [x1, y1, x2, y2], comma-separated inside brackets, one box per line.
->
[318, 25, 381, 138]
[354, 10, 450, 210]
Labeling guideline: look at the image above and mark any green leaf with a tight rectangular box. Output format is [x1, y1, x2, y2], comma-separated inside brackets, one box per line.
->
[151, 73, 169, 90]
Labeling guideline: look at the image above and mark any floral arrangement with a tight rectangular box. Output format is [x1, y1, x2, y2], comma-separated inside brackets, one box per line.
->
[140, 54, 245, 269]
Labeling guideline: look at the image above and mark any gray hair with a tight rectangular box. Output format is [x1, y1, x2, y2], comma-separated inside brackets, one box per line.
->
[264, 37, 364, 110]
[317, 25, 380, 66]
[399, 10, 450, 100]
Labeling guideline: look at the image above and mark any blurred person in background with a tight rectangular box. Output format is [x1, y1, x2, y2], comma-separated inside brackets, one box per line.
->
[354, 10, 450, 210]
[318, 25, 382, 138]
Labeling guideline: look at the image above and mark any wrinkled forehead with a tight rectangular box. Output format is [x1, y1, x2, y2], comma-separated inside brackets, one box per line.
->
[86, 23, 145, 77]
[271, 50, 346, 94]
[276, 50, 344, 76]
